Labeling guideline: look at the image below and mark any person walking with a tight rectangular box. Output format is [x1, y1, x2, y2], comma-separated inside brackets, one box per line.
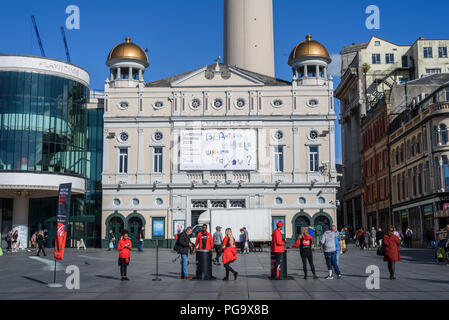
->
[405, 227, 413, 248]
[36, 230, 46, 256]
[270, 221, 285, 280]
[137, 227, 145, 252]
[108, 230, 116, 251]
[243, 227, 249, 254]
[394, 227, 404, 247]
[239, 229, 245, 254]
[11, 230, 19, 253]
[222, 228, 238, 281]
[213, 226, 224, 265]
[376, 228, 384, 247]
[383, 227, 401, 280]
[332, 225, 343, 266]
[289, 227, 318, 279]
[356, 227, 365, 250]
[5, 230, 12, 253]
[174, 226, 194, 279]
[370, 227, 377, 248]
[320, 225, 342, 280]
[117, 229, 132, 281]
[30, 232, 37, 250]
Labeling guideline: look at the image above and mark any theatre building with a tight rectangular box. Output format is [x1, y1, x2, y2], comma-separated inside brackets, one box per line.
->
[100, 0, 338, 247]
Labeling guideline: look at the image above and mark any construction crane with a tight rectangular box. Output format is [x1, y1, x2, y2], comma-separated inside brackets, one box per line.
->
[30, 15, 45, 57]
[60, 27, 71, 63]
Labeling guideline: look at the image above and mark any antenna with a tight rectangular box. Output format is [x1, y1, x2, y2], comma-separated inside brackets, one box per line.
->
[60, 27, 71, 63]
[31, 15, 45, 57]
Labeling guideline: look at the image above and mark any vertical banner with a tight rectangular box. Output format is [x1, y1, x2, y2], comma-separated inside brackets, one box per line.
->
[54, 183, 72, 261]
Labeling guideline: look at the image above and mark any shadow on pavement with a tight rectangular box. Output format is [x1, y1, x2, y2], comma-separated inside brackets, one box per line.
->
[21, 276, 48, 285]
[96, 275, 121, 281]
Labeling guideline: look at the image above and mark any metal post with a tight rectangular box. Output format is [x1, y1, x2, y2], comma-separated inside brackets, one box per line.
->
[153, 239, 161, 281]
[47, 260, 63, 288]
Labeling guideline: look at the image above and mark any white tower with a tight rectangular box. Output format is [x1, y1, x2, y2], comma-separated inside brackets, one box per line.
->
[224, 0, 275, 77]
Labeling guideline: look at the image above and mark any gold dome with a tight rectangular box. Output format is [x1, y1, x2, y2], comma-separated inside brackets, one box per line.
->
[288, 35, 331, 65]
[107, 37, 149, 66]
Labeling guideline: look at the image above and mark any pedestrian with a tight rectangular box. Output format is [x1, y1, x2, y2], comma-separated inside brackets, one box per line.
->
[12, 230, 19, 253]
[376, 228, 384, 246]
[222, 228, 238, 280]
[435, 233, 447, 264]
[288, 227, 318, 279]
[137, 227, 145, 252]
[194, 224, 214, 252]
[356, 227, 365, 250]
[31, 232, 37, 250]
[36, 230, 46, 256]
[174, 226, 194, 279]
[213, 226, 224, 265]
[243, 227, 249, 254]
[394, 227, 404, 247]
[6, 230, 12, 253]
[332, 225, 343, 266]
[108, 229, 116, 251]
[370, 227, 377, 248]
[239, 229, 245, 254]
[383, 227, 401, 280]
[117, 229, 132, 281]
[405, 227, 413, 248]
[320, 225, 342, 280]
[269, 221, 285, 280]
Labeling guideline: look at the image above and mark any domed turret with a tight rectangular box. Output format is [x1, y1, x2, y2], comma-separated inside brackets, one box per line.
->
[106, 37, 148, 84]
[288, 35, 331, 82]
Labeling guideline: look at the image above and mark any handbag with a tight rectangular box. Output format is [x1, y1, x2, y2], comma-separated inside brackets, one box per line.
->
[376, 246, 384, 256]
[0, 247, 3, 256]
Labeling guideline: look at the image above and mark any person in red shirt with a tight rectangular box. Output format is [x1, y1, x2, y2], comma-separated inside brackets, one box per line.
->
[117, 229, 132, 281]
[194, 224, 214, 252]
[270, 221, 285, 280]
[222, 228, 238, 281]
[383, 227, 401, 280]
[288, 227, 318, 279]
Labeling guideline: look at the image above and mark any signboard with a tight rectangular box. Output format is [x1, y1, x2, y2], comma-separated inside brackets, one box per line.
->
[443, 203, 449, 210]
[173, 220, 185, 236]
[272, 217, 285, 235]
[54, 183, 72, 261]
[180, 129, 257, 170]
[423, 205, 433, 216]
[152, 219, 165, 237]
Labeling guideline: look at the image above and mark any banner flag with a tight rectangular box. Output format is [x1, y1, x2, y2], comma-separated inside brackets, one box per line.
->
[54, 183, 72, 261]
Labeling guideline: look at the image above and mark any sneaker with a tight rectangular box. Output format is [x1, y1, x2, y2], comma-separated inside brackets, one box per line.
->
[124, 277, 130, 281]
[304, 275, 308, 279]
[324, 275, 334, 280]
[184, 276, 192, 280]
[234, 272, 238, 280]
[222, 277, 229, 281]
[313, 275, 319, 279]
[337, 274, 342, 279]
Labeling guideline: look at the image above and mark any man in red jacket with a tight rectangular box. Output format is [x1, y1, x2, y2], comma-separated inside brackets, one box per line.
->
[270, 221, 286, 280]
[194, 224, 214, 252]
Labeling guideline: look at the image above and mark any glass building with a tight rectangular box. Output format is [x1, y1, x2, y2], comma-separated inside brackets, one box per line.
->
[0, 54, 103, 248]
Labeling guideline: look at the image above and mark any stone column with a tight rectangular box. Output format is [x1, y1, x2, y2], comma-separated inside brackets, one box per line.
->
[137, 129, 144, 183]
[117, 68, 121, 79]
[293, 127, 300, 182]
[12, 192, 29, 249]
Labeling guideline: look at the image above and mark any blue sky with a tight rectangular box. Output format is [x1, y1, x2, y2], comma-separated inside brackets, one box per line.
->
[1, 0, 449, 163]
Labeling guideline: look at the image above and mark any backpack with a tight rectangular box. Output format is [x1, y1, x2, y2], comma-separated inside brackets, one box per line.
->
[406, 229, 412, 237]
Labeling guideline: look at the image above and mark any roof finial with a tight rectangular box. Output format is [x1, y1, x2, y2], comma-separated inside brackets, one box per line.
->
[125, 37, 131, 43]
[215, 56, 221, 71]
[306, 34, 312, 41]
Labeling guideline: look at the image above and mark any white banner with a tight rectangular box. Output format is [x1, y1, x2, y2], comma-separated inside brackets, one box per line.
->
[180, 129, 257, 170]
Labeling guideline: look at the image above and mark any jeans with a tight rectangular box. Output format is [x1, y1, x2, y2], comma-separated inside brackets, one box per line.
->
[336, 250, 340, 266]
[324, 251, 341, 275]
[214, 245, 222, 262]
[181, 254, 189, 277]
[138, 240, 144, 251]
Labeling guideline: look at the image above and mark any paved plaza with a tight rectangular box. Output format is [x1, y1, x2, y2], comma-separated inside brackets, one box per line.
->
[0, 245, 448, 300]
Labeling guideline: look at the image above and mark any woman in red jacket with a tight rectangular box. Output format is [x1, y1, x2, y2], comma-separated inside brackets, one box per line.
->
[222, 228, 238, 281]
[383, 227, 401, 280]
[289, 227, 318, 279]
[117, 229, 132, 281]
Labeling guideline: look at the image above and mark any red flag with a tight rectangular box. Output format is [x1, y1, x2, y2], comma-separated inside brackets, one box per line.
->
[54, 183, 71, 261]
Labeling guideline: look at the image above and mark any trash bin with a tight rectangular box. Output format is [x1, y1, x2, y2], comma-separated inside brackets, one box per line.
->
[195, 250, 215, 280]
[270, 250, 288, 279]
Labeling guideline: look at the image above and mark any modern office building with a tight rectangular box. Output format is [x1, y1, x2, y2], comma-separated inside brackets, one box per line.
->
[101, 0, 338, 247]
[0, 54, 103, 248]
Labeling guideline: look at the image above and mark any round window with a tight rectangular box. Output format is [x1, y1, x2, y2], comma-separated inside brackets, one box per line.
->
[119, 132, 129, 142]
[298, 197, 306, 204]
[318, 197, 326, 204]
[153, 101, 164, 110]
[234, 98, 246, 109]
[190, 98, 201, 110]
[118, 101, 129, 110]
[272, 99, 283, 108]
[275, 197, 283, 205]
[155, 198, 164, 206]
[113, 198, 121, 206]
[307, 99, 319, 107]
[309, 130, 319, 140]
[212, 98, 224, 110]
[153, 131, 163, 141]
[132, 198, 140, 206]
[274, 130, 284, 141]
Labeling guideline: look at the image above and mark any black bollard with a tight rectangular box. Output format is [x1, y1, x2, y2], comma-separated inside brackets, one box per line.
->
[194, 250, 215, 280]
[152, 239, 161, 281]
[270, 250, 290, 280]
